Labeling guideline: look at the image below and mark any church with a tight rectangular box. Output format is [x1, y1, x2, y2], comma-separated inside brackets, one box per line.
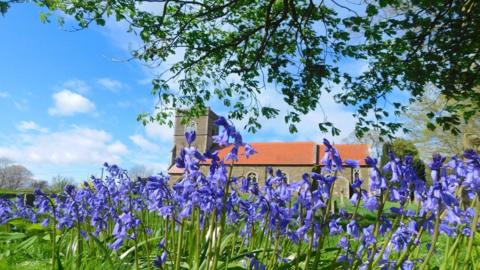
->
[168, 109, 370, 198]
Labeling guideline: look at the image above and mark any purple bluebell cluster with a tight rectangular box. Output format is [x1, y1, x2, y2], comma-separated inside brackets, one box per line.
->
[0, 116, 479, 269]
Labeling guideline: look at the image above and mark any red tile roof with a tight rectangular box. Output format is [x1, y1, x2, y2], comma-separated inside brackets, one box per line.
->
[168, 141, 369, 174]
[215, 141, 317, 165]
[168, 165, 185, 174]
[317, 144, 370, 166]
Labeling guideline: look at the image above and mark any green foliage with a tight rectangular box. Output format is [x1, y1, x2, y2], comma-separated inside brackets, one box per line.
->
[49, 175, 74, 193]
[405, 87, 480, 160]
[4, 0, 478, 137]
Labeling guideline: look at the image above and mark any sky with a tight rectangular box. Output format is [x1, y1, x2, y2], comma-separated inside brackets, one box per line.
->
[0, 3, 382, 182]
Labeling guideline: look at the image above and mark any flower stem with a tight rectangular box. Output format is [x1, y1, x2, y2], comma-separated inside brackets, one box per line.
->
[465, 195, 480, 269]
[195, 208, 201, 270]
[420, 207, 441, 270]
[212, 162, 234, 270]
[205, 209, 216, 270]
[175, 219, 185, 270]
[304, 227, 315, 269]
[268, 231, 281, 269]
[366, 187, 390, 270]
[371, 217, 400, 267]
[313, 178, 336, 269]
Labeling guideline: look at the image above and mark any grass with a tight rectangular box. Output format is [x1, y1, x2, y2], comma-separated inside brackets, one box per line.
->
[0, 198, 477, 269]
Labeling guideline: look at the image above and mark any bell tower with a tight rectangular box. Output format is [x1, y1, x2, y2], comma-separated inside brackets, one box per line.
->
[171, 108, 219, 164]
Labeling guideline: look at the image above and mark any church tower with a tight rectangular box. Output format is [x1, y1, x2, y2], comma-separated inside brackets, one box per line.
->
[171, 108, 219, 165]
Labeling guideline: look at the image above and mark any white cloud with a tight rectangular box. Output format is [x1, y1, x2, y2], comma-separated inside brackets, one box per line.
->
[17, 121, 48, 133]
[129, 134, 160, 152]
[0, 91, 9, 98]
[62, 79, 90, 93]
[145, 122, 173, 142]
[97, 78, 124, 91]
[48, 90, 95, 116]
[14, 99, 29, 111]
[0, 127, 128, 166]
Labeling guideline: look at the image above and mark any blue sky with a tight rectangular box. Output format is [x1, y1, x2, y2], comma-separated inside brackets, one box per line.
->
[0, 3, 388, 182]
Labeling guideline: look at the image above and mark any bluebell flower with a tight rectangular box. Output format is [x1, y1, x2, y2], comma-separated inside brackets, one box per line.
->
[362, 225, 376, 246]
[429, 154, 446, 182]
[364, 196, 378, 211]
[405, 209, 416, 217]
[444, 207, 463, 225]
[153, 251, 168, 268]
[108, 237, 124, 250]
[337, 236, 349, 250]
[185, 130, 196, 145]
[390, 207, 403, 215]
[64, 184, 76, 196]
[439, 223, 456, 237]
[244, 143, 257, 158]
[345, 159, 360, 168]
[225, 145, 239, 162]
[349, 192, 359, 205]
[379, 216, 392, 235]
[351, 175, 363, 189]
[462, 227, 472, 236]
[402, 260, 414, 270]
[322, 139, 342, 171]
[246, 254, 266, 270]
[347, 220, 360, 238]
[407, 220, 418, 235]
[365, 156, 378, 167]
[391, 225, 410, 251]
[383, 152, 403, 183]
[369, 167, 387, 191]
[0, 199, 14, 224]
[329, 218, 343, 235]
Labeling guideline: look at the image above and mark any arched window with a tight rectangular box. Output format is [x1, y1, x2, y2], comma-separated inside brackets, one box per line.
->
[247, 172, 258, 182]
[185, 121, 197, 133]
[353, 168, 361, 179]
[281, 172, 289, 183]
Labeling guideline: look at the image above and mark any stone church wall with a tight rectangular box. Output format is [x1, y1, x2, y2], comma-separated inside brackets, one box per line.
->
[169, 165, 371, 199]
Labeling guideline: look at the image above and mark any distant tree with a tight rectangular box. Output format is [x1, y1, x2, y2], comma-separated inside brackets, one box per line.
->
[0, 157, 12, 168]
[405, 87, 480, 160]
[0, 157, 13, 188]
[1, 165, 33, 190]
[380, 139, 426, 183]
[30, 180, 49, 190]
[50, 175, 75, 193]
[129, 165, 154, 181]
[342, 130, 383, 159]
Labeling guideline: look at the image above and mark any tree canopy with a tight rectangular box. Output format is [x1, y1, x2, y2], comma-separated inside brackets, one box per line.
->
[405, 87, 480, 160]
[0, 158, 33, 190]
[3, 0, 479, 137]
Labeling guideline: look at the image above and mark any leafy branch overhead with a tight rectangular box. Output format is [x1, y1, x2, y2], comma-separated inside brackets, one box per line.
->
[11, 0, 480, 137]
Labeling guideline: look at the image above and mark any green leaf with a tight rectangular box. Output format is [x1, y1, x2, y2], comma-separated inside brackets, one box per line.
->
[16, 235, 38, 251]
[220, 232, 235, 254]
[0, 232, 27, 241]
[119, 236, 163, 260]
[96, 18, 105, 26]
[88, 232, 115, 268]
[366, 4, 378, 16]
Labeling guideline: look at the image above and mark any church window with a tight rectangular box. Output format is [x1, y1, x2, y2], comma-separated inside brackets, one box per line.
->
[353, 168, 361, 179]
[185, 121, 197, 133]
[247, 172, 258, 182]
